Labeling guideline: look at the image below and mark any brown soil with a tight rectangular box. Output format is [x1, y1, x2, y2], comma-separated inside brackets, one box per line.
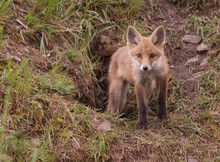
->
[1, 0, 219, 161]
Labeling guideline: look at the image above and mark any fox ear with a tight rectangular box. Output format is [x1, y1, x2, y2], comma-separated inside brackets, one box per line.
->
[151, 25, 166, 48]
[127, 26, 142, 46]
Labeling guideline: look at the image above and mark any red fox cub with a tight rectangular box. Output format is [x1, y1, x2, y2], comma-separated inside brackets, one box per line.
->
[107, 25, 169, 128]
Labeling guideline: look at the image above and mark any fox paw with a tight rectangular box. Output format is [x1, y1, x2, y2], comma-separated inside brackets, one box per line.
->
[158, 113, 168, 120]
[137, 120, 148, 129]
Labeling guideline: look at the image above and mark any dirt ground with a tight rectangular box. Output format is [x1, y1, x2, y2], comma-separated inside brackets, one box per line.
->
[1, 0, 220, 161]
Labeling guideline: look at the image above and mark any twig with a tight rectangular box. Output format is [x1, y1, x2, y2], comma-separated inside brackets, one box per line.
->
[15, 19, 28, 30]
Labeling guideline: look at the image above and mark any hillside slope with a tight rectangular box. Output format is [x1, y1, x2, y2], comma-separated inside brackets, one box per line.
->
[0, 0, 219, 161]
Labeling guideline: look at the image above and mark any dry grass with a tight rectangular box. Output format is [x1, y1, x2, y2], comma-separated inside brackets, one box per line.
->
[0, 0, 219, 162]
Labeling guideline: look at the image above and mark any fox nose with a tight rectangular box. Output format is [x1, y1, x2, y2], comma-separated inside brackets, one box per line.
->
[143, 66, 148, 71]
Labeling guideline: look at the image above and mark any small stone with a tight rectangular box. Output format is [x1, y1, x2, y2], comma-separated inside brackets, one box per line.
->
[98, 120, 111, 131]
[182, 35, 202, 44]
[197, 43, 209, 54]
[170, 65, 175, 69]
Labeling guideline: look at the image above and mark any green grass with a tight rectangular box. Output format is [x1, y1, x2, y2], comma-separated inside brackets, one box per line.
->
[0, 55, 122, 161]
[0, 59, 75, 161]
[0, 60, 53, 161]
[13, 0, 145, 100]
[183, 14, 220, 111]
[0, 132, 56, 162]
[38, 66, 75, 95]
[88, 136, 110, 161]
[0, 59, 114, 161]
[0, 26, 4, 46]
[0, 0, 12, 20]
[187, 0, 205, 9]
[0, 0, 220, 161]
[1, 60, 32, 128]
[186, 15, 220, 48]
[171, 0, 205, 10]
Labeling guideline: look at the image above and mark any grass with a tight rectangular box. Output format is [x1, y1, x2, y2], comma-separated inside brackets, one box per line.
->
[0, 59, 74, 161]
[0, 0, 143, 161]
[183, 14, 220, 110]
[170, 0, 205, 10]
[0, 60, 50, 161]
[20, 0, 145, 105]
[188, 15, 219, 43]
[0, 0, 12, 20]
[88, 136, 109, 161]
[38, 66, 75, 95]
[185, 13, 220, 117]
[0, 0, 220, 161]
[0, 26, 4, 46]
[0, 59, 114, 161]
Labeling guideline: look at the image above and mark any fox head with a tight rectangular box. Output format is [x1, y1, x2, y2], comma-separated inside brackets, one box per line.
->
[127, 25, 166, 71]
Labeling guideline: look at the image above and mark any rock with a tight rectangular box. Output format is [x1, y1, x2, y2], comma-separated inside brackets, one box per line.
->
[182, 35, 202, 44]
[185, 56, 199, 66]
[197, 43, 209, 54]
[98, 120, 112, 131]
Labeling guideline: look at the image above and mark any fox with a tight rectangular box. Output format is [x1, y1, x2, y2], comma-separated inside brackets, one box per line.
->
[107, 25, 169, 128]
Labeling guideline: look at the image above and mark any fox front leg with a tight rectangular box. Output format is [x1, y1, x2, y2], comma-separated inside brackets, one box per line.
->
[108, 79, 128, 116]
[135, 83, 148, 128]
[157, 76, 168, 120]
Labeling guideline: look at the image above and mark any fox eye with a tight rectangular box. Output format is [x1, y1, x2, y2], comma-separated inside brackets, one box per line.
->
[137, 54, 142, 58]
[149, 53, 155, 58]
